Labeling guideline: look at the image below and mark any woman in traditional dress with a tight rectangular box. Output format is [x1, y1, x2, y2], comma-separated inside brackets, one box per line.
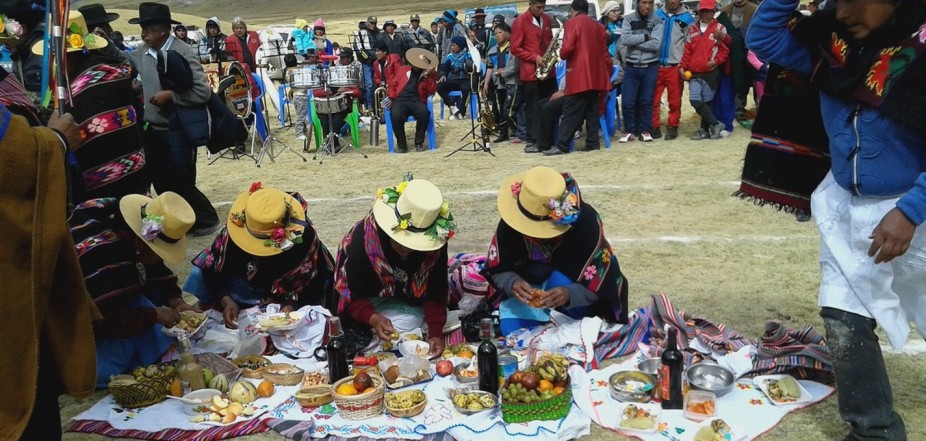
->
[334, 177, 456, 357]
[69, 192, 197, 386]
[484, 166, 629, 332]
[185, 182, 336, 329]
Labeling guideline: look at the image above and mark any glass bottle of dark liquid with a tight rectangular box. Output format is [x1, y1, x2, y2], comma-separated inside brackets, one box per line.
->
[659, 328, 684, 409]
[326, 317, 350, 384]
[477, 318, 499, 395]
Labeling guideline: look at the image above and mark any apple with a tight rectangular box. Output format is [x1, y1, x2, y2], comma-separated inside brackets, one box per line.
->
[436, 360, 453, 377]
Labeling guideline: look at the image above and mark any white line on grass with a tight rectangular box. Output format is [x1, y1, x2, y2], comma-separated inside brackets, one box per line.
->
[608, 235, 817, 244]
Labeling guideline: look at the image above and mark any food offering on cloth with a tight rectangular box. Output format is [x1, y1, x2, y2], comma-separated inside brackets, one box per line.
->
[683, 390, 717, 422]
[382, 330, 401, 351]
[196, 353, 242, 383]
[261, 363, 305, 386]
[256, 311, 305, 332]
[385, 389, 428, 417]
[453, 362, 478, 383]
[398, 340, 431, 359]
[108, 361, 179, 408]
[609, 370, 655, 403]
[618, 403, 660, 433]
[188, 394, 258, 424]
[692, 418, 742, 441]
[294, 385, 333, 408]
[754, 374, 812, 405]
[529, 288, 544, 308]
[174, 389, 223, 415]
[499, 354, 572, 423]
[162, 311, 208, 338]
[435, 360, 453, 376]
[229, 380, 259, 403]
[441, 343, 476, 360]
[382, 354, 433, 389]
[302, 370, 329, 387]
[232, 355, 272, 379]
[330, 374, 386, 420]
[450, 390, 498, 415]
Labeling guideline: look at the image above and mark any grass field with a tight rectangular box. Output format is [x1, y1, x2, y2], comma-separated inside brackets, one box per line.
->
[58, 1, 926, 440]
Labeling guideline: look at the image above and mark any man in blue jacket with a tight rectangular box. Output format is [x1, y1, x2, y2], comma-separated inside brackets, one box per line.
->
[748, 0, 926, 439]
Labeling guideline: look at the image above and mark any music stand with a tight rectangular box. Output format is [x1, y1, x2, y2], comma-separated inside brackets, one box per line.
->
[446, 70, 495, 157]
[256, 61, 307, 166]
[312, 54, 367, 165]
[263, 39, 292, 128]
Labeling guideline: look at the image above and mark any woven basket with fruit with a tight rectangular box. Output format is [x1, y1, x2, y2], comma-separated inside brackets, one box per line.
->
[232, 355, 272, 379]
[108, 362, 179, 408]
[330, 372, 385, 420]
[500, 354, 572, 423]
[385, 389, 427, 417]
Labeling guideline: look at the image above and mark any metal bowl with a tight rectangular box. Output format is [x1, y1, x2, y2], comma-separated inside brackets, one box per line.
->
[686, 363, 735, 397]
[609, 370, 655, 403]
[453, 362, 478, 384]
[636, 358, 662, 376]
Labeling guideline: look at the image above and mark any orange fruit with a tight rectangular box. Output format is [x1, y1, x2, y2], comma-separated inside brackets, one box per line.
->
[553, 386, 566, 395]
[538, 380, 553, 392]
[257, 380, 274, 398]
[336, 383, 359, 396]
[458, 349, 474, 359]
[168, 378, 183, 397]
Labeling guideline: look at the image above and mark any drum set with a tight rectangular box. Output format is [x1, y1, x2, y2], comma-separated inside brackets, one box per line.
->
[287, 59, 362, 161]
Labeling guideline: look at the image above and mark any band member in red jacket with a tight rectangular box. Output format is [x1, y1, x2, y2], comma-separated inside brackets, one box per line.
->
[678, 0, 729, 140]
[511, 0, 556, 153]
[543, 0, 613, 155]
[384, 48, 438, 153]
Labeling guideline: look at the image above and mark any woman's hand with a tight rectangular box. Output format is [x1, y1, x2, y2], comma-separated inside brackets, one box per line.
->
[166, 296, 201, 313]
[220, 296, 240, 329]
[155, 306, 181, 327]
[511, 278, 534, 304]
[540, 287, 570, 309]
[428, 336, 444, 358]
[370, 313, 395, 341]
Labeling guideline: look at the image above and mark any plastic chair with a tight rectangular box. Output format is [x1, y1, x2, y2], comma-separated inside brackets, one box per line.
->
[309, 94, 361, 151]
[277, 83, 291, 128]
[440, 90, 478, 119]
[385, 96, 438, 152]
[603, 65, 621, 138]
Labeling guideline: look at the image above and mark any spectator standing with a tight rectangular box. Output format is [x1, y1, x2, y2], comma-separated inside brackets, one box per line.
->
[618, 0, 662, 143]
[652, 0, 693, 140]
[224, 17, 260, 72]
[679, 0, 729, 140]
[313, 19, 334, 57]
[720, 0, 756, 123]
[511, 0, 555, 153]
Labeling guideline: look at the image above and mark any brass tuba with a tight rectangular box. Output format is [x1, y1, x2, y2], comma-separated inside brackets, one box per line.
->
[535, 19, 564, 81]
[373, 86, 388, 120]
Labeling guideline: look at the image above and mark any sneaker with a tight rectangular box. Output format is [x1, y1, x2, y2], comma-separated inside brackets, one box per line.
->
[690, 129, 709, 140]
[296, 133, 307, 140]
[640, 132, 654, 142]
[573, 129, 582, 139]
[524, 144, 542, 153]
[651, 128, 662, 139]
[396, 146, 409, 153]
[454, 112, 465, 120]
[492, 133, 510, 143]
[415, 143, 426, 152]
[542, 147, 568, 156]
[709, 122, 726, 139]
[665, 127, 679, 140]
[618, 132, 634, 143]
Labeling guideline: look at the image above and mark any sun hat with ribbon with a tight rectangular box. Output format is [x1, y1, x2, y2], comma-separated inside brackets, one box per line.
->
[372, 175, 456, 252]
[498, 166, 581, 239]
[119, 192, 195, 264]
[31, 11, 108, 55]
[227, 182, 308, 257]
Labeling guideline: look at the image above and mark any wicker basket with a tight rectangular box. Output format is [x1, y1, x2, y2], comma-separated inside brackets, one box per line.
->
[232, 355, 271, 379]
[109, 371, 178, 408]
[330, 375, 385, 420]
[294, 386, 333, 408]
[501, 378, 572, 423]
[262, 363, 305, 386]
[386, 396, 427, 418]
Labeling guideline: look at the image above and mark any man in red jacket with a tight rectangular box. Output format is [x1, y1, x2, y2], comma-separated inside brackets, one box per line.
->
[225, 17, 260, 72]
[543, 0, 613, 155]
[678, 0, 729, 140]
[511, 0, 556, 153]
[384, 48, 438, 153]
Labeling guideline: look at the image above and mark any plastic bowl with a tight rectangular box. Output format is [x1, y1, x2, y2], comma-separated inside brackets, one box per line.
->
[398, 340, 430, 359]
[179, 389, 222, 415]
[686, 363, 735, 397]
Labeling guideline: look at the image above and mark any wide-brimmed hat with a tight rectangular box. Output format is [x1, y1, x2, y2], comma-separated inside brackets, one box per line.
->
[227, 182, 307, 257]
[601, 0, 621, 16]
[78, 3, 119, 28]
[498, 166, 581, 239]
[372, 178, 455, 252]
[383, 18, 397, 28]
[473, 8, 487, 17]
[406, 47, 438, 70]
[32, 11, 108, 55]
[129, 2, 181, 25]
[120, 192, 195, 264]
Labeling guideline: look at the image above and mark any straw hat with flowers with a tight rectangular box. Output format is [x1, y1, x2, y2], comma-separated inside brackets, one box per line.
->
[497, 166, 581, 239]
[227, 182, 308, 257]
[119, 192, 195, 264]
[31, 11, 108, 55]
[372, 175, 456, 252]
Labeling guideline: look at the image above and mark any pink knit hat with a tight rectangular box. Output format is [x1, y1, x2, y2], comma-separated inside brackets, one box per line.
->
[314, 18, 325, 28]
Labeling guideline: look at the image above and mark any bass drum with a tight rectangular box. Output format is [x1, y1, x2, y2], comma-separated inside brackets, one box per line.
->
[203, 61, 253, 119]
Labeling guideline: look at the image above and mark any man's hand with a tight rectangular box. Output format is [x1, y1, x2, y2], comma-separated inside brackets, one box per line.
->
[535, 55, 544, 66]
[370, 313, 395, 341]
[165, 296, 201, 313]
[539, 286, 570, 309]
[155, 306, 181, 327]
[551, 90, 565, 101]
[869, 207, 916, 264]
[707, 60, 716, 70]
[220, 296, 240, 329]
[712, 29, 724, 40]
[47, 111, 82, 151]
[428, 336, 444, 358]
[481, 82, 490, 96]
[149, 90, 174, 106]
[511, 278, 534, 304]
[437, 76, 447, 83]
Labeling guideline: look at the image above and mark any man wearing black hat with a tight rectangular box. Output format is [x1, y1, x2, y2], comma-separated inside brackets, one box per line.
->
[379, 18, 402, 54]
[125, 2, 219, 235]
[471, 8, 492, 57]
[78, 3, 119, 35]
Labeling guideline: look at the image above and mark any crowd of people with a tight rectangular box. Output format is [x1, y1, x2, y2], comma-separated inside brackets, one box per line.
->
[1, 0, 925, 440]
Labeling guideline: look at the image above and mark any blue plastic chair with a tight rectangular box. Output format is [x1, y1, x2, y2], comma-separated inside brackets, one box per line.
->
[439, 90, 478, 119]
[551, 62, 613, 151]
[385, 96, 438, 152]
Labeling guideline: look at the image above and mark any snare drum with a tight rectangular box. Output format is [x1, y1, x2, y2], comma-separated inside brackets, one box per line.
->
[314, 95, 349, 114]
[328, 65, 360, 88]
[288, 67, 320, 89]
[203, 61, 252, 118]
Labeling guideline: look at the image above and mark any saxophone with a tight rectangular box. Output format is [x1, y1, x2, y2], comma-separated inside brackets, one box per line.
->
[535, 19, 564, 81]
[373, 86, 388, 120]
[477, 87, 497, 134]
